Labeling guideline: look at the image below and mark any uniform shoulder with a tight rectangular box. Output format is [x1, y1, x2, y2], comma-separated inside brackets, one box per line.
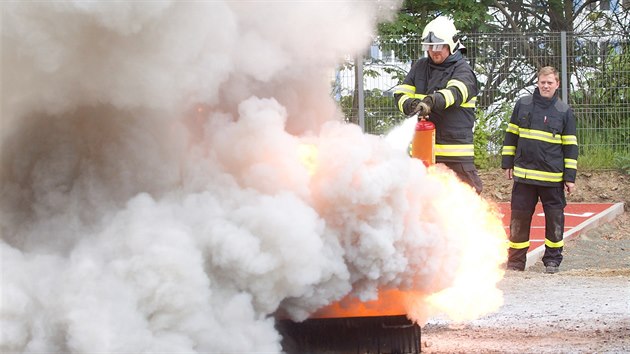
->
[554, 98, 570, 113]
[517, 94, 533, 105]
[454, 56, 473, 68]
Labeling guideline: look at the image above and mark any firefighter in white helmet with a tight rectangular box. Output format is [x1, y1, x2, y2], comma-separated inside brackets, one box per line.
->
[394, 16, 483, 194]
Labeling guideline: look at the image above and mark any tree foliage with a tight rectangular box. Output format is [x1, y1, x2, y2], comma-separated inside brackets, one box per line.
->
[377, 0, 495, 37]
[571, 42, 630, 156]
[376, 0, 629, 107]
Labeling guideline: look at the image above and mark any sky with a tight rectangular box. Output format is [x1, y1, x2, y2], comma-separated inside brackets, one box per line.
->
[1, 1, 507, 352]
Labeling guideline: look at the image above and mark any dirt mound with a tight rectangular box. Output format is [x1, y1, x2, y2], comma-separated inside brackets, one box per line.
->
[480, 168, 630, 206]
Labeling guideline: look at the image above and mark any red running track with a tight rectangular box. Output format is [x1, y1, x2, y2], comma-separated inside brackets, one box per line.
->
[498, 202, 624, 267]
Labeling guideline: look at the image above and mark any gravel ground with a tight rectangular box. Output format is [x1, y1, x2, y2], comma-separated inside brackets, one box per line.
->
[422, 272, 630, 353]
[420, 170, 630, 354]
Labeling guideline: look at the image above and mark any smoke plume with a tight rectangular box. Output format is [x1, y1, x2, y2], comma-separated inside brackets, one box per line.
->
[1, 1, 506, 352]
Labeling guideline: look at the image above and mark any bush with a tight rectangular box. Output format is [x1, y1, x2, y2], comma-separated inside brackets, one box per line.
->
[474, 104, 511, 170]
[615, 155, 630, 175]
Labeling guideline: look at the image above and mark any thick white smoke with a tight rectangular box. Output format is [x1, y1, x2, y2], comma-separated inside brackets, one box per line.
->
[1, 1, 506, 353]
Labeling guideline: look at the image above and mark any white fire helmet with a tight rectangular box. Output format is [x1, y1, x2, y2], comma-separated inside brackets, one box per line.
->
[421, 16, 462, 54]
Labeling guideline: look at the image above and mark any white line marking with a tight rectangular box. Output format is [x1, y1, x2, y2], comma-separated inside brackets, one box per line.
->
[503, 226, 572, 229]
[536, 212, 595, 217]
[526, 203, 625, 268]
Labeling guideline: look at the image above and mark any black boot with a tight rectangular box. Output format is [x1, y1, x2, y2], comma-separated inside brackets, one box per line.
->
[542, 208, 565, 272]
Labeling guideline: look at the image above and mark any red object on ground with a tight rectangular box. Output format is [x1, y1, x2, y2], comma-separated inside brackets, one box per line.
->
[498, 202, 621, 252]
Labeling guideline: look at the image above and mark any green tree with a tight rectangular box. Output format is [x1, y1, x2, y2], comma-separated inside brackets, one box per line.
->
[376, 0, 629, 112]
[378, 0, 495, 37]
[571, 43, 630, 157]
[376, 0, 494, 62]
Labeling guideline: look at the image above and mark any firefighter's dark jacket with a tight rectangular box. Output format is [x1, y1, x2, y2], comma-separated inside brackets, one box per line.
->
[394, 51, 478, 164]
[501, 88, 578, 187]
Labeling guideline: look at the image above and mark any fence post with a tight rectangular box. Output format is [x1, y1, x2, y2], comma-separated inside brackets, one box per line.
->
[560, 31, 568, 102]
[355, 54, 365, 131]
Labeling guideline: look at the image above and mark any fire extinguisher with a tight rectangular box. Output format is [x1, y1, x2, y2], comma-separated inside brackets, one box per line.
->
[411, 117, 435, 167]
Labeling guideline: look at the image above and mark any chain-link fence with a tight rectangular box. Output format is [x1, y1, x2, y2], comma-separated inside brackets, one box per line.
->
[333, 31, 630, 160]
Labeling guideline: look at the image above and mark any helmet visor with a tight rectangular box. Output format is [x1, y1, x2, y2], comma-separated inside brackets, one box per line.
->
[422, 44, 445, 51]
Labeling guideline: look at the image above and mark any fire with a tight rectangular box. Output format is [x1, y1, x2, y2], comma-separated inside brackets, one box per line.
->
[408, 165, 508, 323]
[312, 289, 408, 318]
[423, 219, 506, 322]
[298, 143, 319, 175]
[296, 144, 507, 325]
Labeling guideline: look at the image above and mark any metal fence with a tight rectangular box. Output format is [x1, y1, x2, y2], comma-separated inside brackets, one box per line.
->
[333, 31, 630, 159]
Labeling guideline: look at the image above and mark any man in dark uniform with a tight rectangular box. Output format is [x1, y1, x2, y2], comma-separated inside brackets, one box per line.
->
[394, 16, 483, 194]
[501, 66, 579, 274]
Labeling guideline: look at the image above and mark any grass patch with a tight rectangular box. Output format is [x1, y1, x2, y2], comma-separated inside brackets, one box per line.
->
[579, 146, 629, 171]
[477, 154, 502, 170]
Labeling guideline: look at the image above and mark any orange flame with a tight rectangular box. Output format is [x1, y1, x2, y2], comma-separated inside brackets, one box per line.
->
[297, 143, 318, 175]
[297, 144, 507, 324]
[312, 289, 409, 319]
[410, 166, 508, 324]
